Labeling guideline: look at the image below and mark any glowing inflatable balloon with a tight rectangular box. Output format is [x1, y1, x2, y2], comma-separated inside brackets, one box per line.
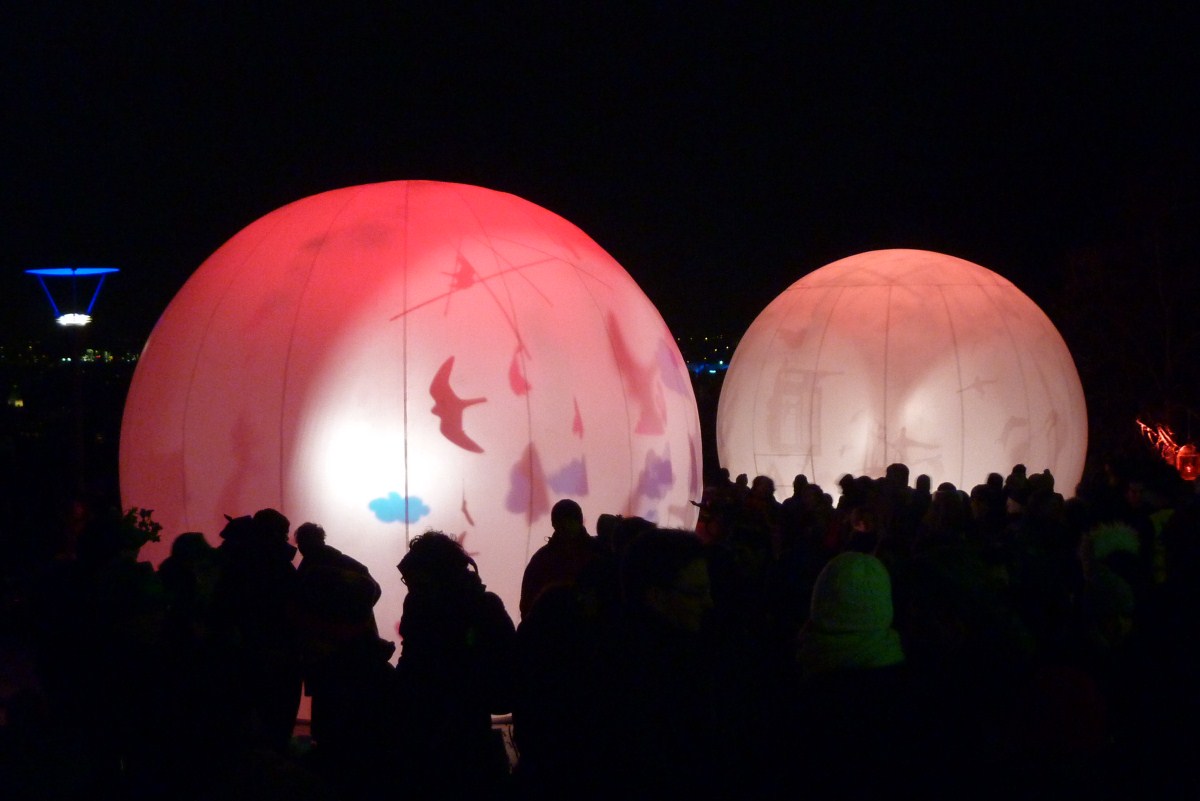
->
[717, 249, 1086, 495]
[121, 181, 701, 640]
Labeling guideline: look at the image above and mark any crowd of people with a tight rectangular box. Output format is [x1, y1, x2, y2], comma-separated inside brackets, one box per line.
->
[2, 456, 1199, 799]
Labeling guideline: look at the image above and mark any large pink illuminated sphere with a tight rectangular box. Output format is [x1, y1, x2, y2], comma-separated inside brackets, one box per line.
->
[120, 181, 701, 639]
[717, 249, 1087, 495]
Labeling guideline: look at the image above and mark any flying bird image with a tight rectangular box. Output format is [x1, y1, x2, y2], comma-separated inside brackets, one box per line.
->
[446, 252, 479, 292]
[430, 356, 487, 452]
[606, 311, 666, 435]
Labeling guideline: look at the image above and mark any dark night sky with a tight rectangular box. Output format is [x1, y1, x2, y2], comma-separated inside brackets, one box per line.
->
[3, 3, 1198, 353]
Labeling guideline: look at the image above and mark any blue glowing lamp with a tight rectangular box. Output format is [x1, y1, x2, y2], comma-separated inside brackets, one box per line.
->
[26, 267, 119, 326]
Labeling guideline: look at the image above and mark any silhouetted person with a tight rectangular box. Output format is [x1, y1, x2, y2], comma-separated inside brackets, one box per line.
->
[609, 528, 724, 796]
[595, 513, 654, 561]
[591, 514, 654, 615]
[844, 504, 882, 553]
[744, 475, 782, 541]
[159, 532, 223, 648]
[880, 462, 916, 544]
[295, 522, 386, 649]
[513, 566, 616, 799]
[707, 521, 791, 788]
[896, 541, 1037, 794]
[75, 507, 169, 793]
[156, 530, 250, 796]
[519, 498, 598, 619]
[773, 481, 833, 645]
[917, 482, 970, 549]
[836, 472, 862, 511]
[293, 522, 394, 797]
[394, 531, 516, 796]
[733, 472, 751, 501]
[696, 467, 737, 542]
[788, 551, 926, 795]
[215, 509, 301, 753]
[779, 473, 810, 548]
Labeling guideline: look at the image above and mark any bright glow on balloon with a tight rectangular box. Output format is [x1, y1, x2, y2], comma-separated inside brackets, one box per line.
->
[717, 249, 1087, 495]
[120, 181, 701, 643]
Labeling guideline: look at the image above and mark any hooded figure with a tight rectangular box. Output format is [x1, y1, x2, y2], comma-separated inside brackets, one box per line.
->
[787, 552, 927, 795]
[796, 551, 905, 678]
[394, 531, 516, 796]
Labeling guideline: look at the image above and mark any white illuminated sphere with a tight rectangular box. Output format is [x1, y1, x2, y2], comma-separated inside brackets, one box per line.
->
[120, 181, 701, 640]
[717, 249, 1087, 495]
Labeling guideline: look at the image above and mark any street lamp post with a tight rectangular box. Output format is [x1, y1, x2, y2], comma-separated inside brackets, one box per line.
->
[25, 267, 119, 493]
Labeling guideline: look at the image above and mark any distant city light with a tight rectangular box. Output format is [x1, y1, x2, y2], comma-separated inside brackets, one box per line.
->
[0, 343, 138, 365]
[674, 333, 735, 376]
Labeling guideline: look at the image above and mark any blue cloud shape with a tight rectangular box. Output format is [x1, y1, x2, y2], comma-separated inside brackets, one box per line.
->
[369, 492, 430, 524]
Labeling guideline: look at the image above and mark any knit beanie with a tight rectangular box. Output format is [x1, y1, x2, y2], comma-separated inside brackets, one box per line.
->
[810, 551, 895, 633]
[798, 552, 905, 676]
